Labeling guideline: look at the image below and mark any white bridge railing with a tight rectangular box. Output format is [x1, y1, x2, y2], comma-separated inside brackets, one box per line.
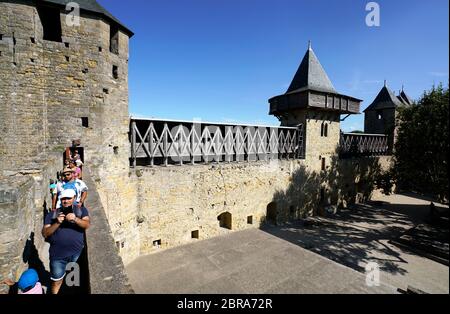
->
[130, 118, 305, 167]
[339, 132, 390, 157]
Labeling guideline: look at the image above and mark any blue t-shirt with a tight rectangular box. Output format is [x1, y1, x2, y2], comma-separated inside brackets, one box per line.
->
[44, 206, 89, 260]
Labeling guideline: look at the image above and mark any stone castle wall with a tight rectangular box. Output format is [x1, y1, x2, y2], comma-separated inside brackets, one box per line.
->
[0, 153, 61, 293]
[0, 1, 131, 292]
[96, 154, 392, 266]
[0, 1, 130, 175]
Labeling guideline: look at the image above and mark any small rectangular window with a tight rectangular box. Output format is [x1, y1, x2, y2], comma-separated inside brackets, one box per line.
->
[247, 216, 253, 225]
[321, 158, 326, 171]
[320, 188, 325, 203]
[36, 5, 62, 42]
[191, 230, 199, 239]
[153, 239, 162, 248]
[113, 65, 119, 79]
[81, 117, 89, 128]
[376, 110, 383, 120]
[110, 24, 119, 54]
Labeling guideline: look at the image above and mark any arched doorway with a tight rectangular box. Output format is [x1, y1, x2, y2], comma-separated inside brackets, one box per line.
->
[217, 212, 232, 230]
[266, 202, 277, 225]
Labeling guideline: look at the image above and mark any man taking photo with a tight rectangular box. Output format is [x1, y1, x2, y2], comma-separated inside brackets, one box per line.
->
[42, 189, 90, 294]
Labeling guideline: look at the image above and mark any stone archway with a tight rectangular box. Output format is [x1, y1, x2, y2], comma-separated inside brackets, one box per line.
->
[266, 202, 277, 225]
[217, 212, 232, 230]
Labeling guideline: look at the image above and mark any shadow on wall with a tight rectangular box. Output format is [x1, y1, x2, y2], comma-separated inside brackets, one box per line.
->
[264, 146, 385, 225]
[20, 232, 51, 293]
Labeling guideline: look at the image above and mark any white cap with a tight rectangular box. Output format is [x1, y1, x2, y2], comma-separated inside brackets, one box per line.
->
[60, 189, 76, 199]
[75, 160, 84, 167]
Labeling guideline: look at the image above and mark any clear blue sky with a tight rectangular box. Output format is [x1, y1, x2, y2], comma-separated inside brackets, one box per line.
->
[99, 0, 449, 131]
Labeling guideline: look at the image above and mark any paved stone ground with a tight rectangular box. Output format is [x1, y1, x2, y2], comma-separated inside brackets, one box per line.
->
[262, 193, 449, 294]
[126, 192, 449, 294]
[126, 229, 397, 294]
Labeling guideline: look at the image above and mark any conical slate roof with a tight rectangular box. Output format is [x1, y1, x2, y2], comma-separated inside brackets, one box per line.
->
[399, 90, 414, 105]
[269, 43, 362, 116]
[286, 44, 337, 94]
[364, 84, 403, 112]
[36, 0, 133, 36]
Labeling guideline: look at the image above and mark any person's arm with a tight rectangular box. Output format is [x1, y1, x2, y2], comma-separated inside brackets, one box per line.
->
[42, 214, 65, 238]
[52, 194, 57, 210]
[74, 216, 90, 230]
[79, 191, 87, 207]
[1, 279, 15, 287]
[66, 214, 90, 230]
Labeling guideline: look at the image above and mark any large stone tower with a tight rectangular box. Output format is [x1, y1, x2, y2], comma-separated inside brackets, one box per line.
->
[364, 83, 413, 150]
[269, 43, 362, 170]
[0, 0, 133, 176]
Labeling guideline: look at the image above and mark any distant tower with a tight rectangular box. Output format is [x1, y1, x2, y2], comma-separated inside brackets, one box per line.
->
[0, 0, 133, 174]
[269, 43, 362, 168]
[364, 83, 413, 150]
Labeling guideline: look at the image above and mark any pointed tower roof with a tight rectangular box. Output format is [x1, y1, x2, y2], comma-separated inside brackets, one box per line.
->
[269, 43, 362, 116]
[286, 43, 337, 94]
[364, 83, 403, 112]
[399, 89, 414, 105]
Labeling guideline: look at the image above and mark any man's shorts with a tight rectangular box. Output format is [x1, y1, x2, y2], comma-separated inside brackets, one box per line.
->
[50, 253, 81, 281]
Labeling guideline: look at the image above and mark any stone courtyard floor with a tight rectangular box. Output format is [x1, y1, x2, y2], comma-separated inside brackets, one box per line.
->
[125, 193, 448, 294]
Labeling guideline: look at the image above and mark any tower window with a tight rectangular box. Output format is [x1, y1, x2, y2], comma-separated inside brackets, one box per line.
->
[113, 65, 119, 79]
[321, 123, 329, 137]
[321, 158, 326, 171]
[110, 24, 119, 54]
[36, 5, 62, 42]
[376, 110, 383, 120]
[81, 117, 89, 128]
